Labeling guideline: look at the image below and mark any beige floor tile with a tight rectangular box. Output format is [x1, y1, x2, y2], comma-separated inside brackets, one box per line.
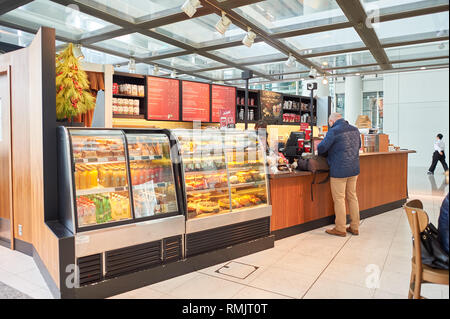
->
[233, 247, 288, 268]
[0, 255, 37, 274]
[291, 239, 344, 260]
[248, 266, 316, 299]
[303, 277, 375, 299]
[383, 253, 412, 275]
[170, 273, 245, 299]
[27, 287, 54, 299]
[232, 286, 293, 299]
[373, 289, 407, 299]
[321, 260, 379, 289]
[198, 261, 266, 285]
[110, 286, 164, 299]
[420, 284, 447, 299]
[15, 268, 48, 289]
[301, 232, 349, 248]
[272, 252, 330, 278]
[377, 270, 412, 296]
[149, 271, 202, 294]
[333, 246, 388, 268]
[0, 271, 41, 297]
[274, 234, 309, 252]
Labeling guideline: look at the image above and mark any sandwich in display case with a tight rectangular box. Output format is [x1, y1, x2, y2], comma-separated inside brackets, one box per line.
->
[57, 128, 185, 285]
[173, 129, 272, 257]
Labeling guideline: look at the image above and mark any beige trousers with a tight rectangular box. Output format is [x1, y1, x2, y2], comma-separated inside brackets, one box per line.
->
[330, 175, 360, 232]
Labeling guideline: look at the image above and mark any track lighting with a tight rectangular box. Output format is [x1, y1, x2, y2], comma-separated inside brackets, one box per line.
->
[242, 28, 256, 48]
[308, 67, 317, 79]
[215, 11, 232, 35]
[72, 44, 84, 60]
[128, 58, 136, 73]
[153, 65, 160, 76]
[322, 77, 329, 85]
[285, 53, 296, 67]
[181, 0, 201, 18]
[171, 70, 177, 78]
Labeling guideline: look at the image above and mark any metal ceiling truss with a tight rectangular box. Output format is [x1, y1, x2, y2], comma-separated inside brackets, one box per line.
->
[0, 0, 448, 82]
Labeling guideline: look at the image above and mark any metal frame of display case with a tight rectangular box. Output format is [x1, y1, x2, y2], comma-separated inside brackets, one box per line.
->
[57, 127, 186, 264]
[172, 129, 272, 257]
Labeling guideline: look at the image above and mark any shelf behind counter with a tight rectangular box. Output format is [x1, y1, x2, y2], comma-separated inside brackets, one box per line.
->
[269, 150, 416, 239]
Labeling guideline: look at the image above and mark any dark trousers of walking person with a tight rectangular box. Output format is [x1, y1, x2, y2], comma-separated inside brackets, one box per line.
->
[429, 151, 449, 173]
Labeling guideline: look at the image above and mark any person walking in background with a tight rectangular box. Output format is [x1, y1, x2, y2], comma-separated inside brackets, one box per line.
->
[428, 134, 449, 176]
[438, 193, 449, 254]
[318, 113, 361, 237]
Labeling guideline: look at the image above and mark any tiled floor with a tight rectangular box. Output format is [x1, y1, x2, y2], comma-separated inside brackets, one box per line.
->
[0, 166, 448, 299]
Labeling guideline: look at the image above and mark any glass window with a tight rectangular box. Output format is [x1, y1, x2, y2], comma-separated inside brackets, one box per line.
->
[249, 61, 308, 76]
[0, 0, 120, 41]
[94, 33, 183, 59]
[196, 68, 245, 81]
[233, 0, 347, 34]
[153, 54, 225, 72]
[332, 65, 382, 74]
[392, 58, 449, 68]
[0, 26, 34, 47]
[336, 93, 345, 117]
[385, 41, 449, 61]
[154, 14, 246, 49]
[80, 47, 128, 65]
[283, 28, 364, 56]
[74, 0, 188, 22]
[309, 50, 376, 68]
[361, 0, 448, 16]
[373, 11, 449, 45]
[362, 91, 384, 132]
[211, 42, 286, 65]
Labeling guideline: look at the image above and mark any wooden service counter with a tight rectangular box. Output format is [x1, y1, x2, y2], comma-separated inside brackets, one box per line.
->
[269, 150, 415, 239]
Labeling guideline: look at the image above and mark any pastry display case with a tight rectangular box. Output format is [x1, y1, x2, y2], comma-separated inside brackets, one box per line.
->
[173, 128, 271, 222]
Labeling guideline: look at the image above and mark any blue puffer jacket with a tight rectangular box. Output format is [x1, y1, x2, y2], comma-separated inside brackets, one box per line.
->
[438, 193, 449, 254]
[317, 119, 361, 178]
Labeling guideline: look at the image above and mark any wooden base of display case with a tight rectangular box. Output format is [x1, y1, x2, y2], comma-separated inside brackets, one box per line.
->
[56, 121, 85, 127]
[113, 114, 145, 119]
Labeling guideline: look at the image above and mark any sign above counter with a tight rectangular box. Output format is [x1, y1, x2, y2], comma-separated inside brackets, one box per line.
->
[147, 76, 180, 121]
[182, 81, 210, 122]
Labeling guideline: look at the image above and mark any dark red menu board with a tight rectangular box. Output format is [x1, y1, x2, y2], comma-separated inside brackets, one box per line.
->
[182, 81, 210, 122]
[211, 85, 236, 123]
[147, 76, 180, 121]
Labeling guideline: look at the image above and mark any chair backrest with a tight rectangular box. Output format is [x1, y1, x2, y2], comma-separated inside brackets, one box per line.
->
[404, 199, 430, 272]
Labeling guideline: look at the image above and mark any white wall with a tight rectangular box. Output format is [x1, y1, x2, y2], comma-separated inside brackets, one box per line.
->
[383, 68, 449, 169]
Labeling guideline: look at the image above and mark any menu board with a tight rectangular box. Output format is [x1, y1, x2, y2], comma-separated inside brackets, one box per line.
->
[261, 90, 283, 124]
[147, 76, 180, 121]
[182, 81, 210, 122]
[211, 85, 236, 123]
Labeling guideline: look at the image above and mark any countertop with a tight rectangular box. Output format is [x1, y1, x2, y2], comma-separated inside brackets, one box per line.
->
[269, 150, 415, 179]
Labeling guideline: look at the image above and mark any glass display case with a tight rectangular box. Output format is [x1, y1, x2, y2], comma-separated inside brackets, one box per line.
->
[59, 128, 183, 233]
[70, 130, 132, 229]
[173, 129, 269, 220]
[126, 133, 178, 218]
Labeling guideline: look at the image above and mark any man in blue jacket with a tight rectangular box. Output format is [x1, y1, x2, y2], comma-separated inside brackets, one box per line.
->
[318, 113, 361, 237]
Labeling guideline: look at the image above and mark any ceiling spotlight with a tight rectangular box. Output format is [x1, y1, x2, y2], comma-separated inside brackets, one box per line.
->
[421, 67, 427, 70]
[181, 0, 201, 18]
[171, 70, 177, 78]
[216, 11, 232, 35]
[128, 58, 136, 73]
[308, 67, 317, 79]
[322, 61, 328, 67]
[153, 65, 160, 76]
[285, 53, 297, 67]
[242, 28, 257, 48]
[322, 77, 329, 85]
[355, 73, 360, 76]
[72, 44, 84, 60]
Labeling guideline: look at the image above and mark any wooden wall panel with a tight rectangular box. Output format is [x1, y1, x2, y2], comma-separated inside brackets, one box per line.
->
[0, 29, 60, 288]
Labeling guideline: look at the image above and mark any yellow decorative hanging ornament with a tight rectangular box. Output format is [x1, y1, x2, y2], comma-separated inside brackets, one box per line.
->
[55, 43, 95, 120]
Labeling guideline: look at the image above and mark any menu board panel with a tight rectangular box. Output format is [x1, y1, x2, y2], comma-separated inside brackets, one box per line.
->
[182, 81, 210, 122]
[147, 76, 180, 121]
[261, 90, 283, 124]
[211, 85, 236, 123]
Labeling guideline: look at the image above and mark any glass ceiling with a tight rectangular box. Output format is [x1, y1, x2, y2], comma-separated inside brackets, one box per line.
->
[233, 0, 347, 34]
[0, 0, 447, 82]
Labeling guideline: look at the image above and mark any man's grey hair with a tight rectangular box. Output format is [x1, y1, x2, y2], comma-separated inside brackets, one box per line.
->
[329, 113, 343, 122]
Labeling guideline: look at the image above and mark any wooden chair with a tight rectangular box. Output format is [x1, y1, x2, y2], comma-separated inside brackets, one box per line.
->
[403, 199, 449, 299]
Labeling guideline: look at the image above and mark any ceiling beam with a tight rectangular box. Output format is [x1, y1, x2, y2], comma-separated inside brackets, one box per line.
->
[0, 0, 33, 16]
[336, 0, 392, 70]
[378, 4, 449, 23]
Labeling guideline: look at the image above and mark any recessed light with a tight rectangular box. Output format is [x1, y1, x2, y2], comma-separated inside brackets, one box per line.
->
[322, 61, 328, 66]
[421, 67, 427, 70]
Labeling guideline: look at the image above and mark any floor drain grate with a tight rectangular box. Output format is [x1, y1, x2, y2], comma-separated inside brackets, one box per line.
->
[215, 261, 259, 280]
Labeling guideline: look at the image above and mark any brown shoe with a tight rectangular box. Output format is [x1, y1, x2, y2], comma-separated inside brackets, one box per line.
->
[346, 227, 359, 236]
[325, 228, 346, 237]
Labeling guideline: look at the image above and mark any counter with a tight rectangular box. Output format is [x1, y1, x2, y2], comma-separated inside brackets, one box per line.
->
[269, 150, 415, 238]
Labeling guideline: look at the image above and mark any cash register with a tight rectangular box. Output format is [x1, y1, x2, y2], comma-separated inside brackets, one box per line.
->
[280, 131, 306, 164]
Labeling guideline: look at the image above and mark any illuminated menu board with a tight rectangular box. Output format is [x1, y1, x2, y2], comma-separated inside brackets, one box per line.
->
[211, 85, 236, 123]
[182, 81, 210, 122]
[147, 76, 180, 121]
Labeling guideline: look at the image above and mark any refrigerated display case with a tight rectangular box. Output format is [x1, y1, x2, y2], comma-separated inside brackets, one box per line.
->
[57, 127, 185, 286]
[173, 128, 272, 257]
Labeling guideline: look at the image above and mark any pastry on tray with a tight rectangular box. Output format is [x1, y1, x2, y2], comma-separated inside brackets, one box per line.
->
[196, 201, 220, 214]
